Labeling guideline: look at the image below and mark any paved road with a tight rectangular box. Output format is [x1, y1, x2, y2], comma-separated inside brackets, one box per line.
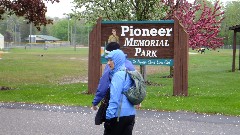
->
[0, 102, 239, 135]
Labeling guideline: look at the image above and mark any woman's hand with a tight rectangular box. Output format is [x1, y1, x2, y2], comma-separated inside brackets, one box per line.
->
[135, 103, 141, 109]
[92, 105, 98, 110]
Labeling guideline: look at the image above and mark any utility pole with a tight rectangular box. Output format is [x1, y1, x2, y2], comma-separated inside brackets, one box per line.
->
[29, 22, 32, 43]
[27, 22, 32, 49]
[68, 16, 70, 45]
[74, 16, 77, 51]
[64, 13, 71, 45]
[73, 7, 77, 51]
[14, 23, 16, 45]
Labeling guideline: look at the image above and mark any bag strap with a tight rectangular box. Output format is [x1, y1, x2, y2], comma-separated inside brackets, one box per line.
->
[117, 93, 123, 122]
[117, 70, 127, 122]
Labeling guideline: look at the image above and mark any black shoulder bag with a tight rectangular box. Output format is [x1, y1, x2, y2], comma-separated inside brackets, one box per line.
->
[95, 88, 110, 125]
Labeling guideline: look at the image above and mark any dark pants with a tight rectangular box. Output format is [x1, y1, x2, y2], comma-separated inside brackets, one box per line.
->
[103, 115, 135, 135]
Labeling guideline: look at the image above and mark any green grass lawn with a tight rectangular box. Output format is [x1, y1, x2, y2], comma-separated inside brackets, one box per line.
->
[0, 47, 239, 116]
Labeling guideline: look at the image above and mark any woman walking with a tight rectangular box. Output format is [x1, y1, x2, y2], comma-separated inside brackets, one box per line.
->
[104, 49, 136, 135]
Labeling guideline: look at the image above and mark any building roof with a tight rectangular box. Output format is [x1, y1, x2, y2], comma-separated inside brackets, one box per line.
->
[35, 35, 60, 41]
[26, 35, 60, 41]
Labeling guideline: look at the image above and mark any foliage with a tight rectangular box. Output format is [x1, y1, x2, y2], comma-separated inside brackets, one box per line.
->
[3, 31, 12, 42]
[0, 16, 91, 45]
[162, 0, 224, 49]
[0, 15, 47, 42]
[0, 0, 60, 30]
[73, 0, 166, 24]
[220, 1, 240, 45]
[48, 19, 70, 40]
[48, 18, 92, 44]
[222, 1, 240, 27]
[0, 47, 239, 116]
[73, 0, 224, 49]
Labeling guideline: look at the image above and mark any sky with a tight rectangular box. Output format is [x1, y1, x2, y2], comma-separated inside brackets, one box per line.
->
[44, 0, 235, 18]
[45, 0, 75, 18]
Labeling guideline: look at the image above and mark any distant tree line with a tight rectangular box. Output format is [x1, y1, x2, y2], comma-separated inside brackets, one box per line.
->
[0, 15, 91, 46]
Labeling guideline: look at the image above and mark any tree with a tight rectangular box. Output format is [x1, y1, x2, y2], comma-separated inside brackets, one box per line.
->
[48, 19, 70, 41]
[219, 1, 240, 46]
[0, 0, 60, 30]
[74, 0, 166, 83]
[162, 0, 224, 49]
[74, 0, 224, 49]
[73, 0, 165, 23]
[4, 31, 12, 42]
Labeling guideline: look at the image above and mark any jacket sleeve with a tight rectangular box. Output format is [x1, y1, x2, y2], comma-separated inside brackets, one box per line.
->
[92, 65, 111, 106]
[106, 72, 125, 119]
[125, 60, 135, 71]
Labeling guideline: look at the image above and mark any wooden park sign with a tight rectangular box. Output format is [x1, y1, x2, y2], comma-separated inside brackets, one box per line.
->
[88, 17, 188, 96]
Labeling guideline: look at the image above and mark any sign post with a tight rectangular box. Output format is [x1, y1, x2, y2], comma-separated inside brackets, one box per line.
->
[88, 17, 188, 96]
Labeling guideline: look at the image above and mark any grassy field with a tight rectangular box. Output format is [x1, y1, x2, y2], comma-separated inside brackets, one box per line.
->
[0, 47, 239, 116]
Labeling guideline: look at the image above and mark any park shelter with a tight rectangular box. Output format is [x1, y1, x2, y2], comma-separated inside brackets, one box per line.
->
[229, 24, 240, 72]
[0, 33, 4, 50]
[25, 35, 60, 43]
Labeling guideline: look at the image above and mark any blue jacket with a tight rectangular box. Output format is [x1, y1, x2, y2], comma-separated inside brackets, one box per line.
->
[92, 55, 134, 106]
[105, 49, 136, 119]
